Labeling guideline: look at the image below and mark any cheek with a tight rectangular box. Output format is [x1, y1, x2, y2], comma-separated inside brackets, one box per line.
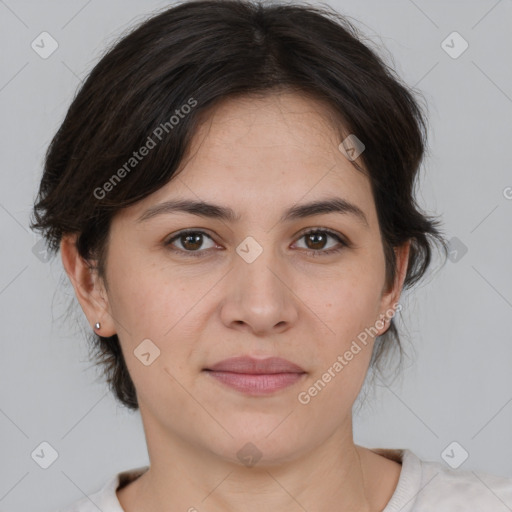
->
[301, 281, 379, 412]
[106, 259, 209, 379]
[319, 266, 383, 339]
[104, 252, 179, 349]
[108, 275, 156, 331]
[304, 268, 384, 394]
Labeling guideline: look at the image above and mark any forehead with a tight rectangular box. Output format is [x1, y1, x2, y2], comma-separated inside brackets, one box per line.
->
[190, 92, 349, 162]
[124, 92, 378, 229]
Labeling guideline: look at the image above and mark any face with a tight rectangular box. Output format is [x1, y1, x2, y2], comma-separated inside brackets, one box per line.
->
[65, 92, 408, 466]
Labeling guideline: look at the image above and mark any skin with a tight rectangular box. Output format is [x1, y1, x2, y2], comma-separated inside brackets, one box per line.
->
[61, 91, 410, 512]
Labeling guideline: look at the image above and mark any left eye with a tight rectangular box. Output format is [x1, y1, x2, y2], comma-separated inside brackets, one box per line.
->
[164, 229, 347, 257]
[293, 229, 347, 255]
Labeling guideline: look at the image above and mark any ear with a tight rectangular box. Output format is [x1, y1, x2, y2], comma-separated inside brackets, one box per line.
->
[60, 234, 117, 337]
[377, 240, 411, 332]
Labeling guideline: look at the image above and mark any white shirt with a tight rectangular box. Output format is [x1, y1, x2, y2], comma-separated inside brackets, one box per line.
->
[57, 448, 512, 511]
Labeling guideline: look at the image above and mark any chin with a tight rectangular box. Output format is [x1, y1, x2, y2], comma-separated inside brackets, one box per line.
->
[202, 417, 310, 468]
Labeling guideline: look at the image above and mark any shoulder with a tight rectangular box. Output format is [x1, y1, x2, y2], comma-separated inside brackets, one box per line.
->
[378, 448, 512, 511]
[54, 475, 118, 512]
[55, 466, 149, 512]
[414, 454, 512, 510]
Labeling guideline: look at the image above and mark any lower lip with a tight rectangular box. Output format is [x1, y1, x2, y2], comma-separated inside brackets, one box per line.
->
[205, 371, 306, 395]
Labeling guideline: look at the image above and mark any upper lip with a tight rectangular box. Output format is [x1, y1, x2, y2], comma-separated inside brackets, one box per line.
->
[205, 356, 306, 374]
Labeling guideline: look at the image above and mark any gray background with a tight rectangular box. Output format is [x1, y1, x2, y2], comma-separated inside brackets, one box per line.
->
[1, 1, 511, 511]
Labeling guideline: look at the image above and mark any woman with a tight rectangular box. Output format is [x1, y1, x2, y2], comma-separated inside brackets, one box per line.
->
[30, 1, 512, 511]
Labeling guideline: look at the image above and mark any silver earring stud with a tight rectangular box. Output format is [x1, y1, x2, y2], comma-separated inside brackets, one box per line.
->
[94, 322, 101, 330]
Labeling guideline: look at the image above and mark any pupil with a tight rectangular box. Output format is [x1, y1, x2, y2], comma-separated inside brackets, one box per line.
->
[183, 233, 202, 250]
[308, 233, 325, 250]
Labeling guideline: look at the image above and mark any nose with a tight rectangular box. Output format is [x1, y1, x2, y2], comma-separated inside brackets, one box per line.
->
[218, 242, 299, 336]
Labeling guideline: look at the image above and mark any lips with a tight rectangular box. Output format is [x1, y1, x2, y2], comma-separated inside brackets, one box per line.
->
[205, 356, 305, 374]
[203, 356, 306, 395]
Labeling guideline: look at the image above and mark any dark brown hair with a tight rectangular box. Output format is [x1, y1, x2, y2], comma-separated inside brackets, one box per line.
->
[30, 0, 449, 410]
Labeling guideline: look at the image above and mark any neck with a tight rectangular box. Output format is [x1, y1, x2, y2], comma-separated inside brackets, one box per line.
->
[122, 411, 375, 512]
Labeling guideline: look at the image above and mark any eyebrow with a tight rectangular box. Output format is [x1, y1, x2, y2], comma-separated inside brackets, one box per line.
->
[136, 197, 369, 228]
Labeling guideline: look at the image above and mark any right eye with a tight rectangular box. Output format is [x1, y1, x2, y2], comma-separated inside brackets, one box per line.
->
[164, 230, 218, 257]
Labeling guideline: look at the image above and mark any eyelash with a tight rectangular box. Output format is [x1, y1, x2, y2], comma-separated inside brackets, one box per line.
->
[164, 228, 348, 258]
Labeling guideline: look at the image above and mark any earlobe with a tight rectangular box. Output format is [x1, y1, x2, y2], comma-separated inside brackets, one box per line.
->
[60, 234, 117, 336]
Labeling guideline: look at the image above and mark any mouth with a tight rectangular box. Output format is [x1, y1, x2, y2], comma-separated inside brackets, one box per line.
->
[202, 356, 307, 396]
